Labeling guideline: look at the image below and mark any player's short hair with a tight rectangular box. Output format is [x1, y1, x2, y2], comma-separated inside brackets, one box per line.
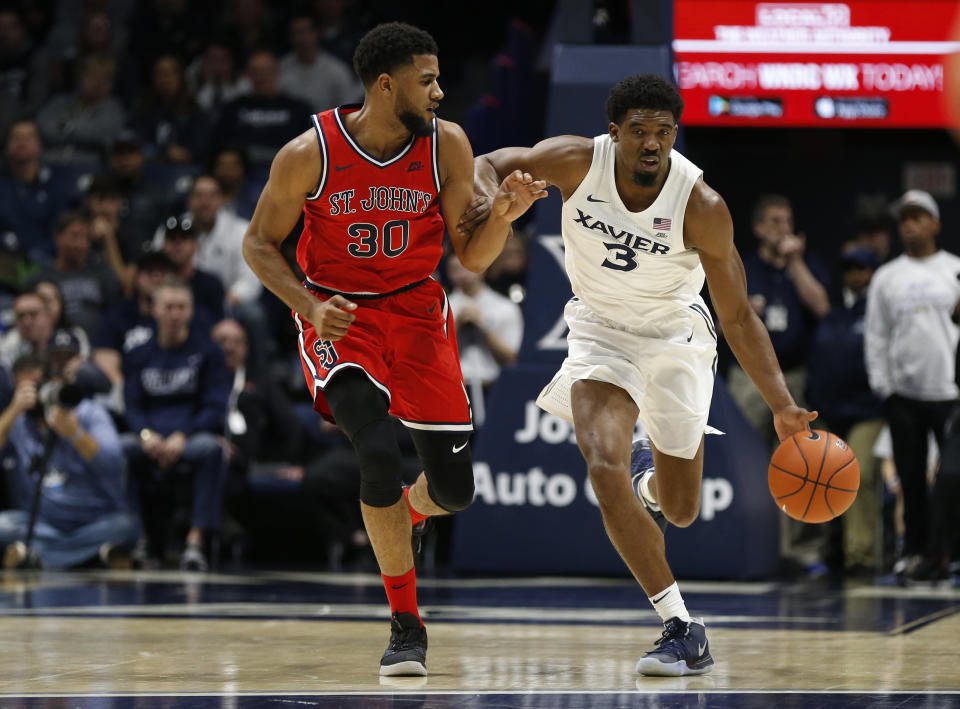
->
[752, 194, 792, 225]
[605, 74, 684, 125]
[353, 22, 438, 87]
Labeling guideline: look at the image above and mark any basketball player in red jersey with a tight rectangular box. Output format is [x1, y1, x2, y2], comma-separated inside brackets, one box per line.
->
[243, 22, 546, 676]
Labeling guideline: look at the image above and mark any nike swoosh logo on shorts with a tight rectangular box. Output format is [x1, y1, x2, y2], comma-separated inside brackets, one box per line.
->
[586, 194, 606, 203]
[452, 441, 468, 453]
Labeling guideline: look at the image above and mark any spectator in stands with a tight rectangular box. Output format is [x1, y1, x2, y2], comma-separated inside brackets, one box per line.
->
[806, 246, 884, 576]
[209, 145, 259, 220]
[215, 49, 313, 165]
[446, 253, 523, 426]
[43, 9, 120, 99]
[278, 13, 361, 112]
[0, 118, 77, 265]
[106, 131, 173, 255]
[84, 173, 138, 293]
[36, 54, 125, 163]
[187, 40, 246, 117]
[40, 210, 122, 338]
[121, 279, 231, 571]
[216, 0, 279, 62]
[31, 278, 91, 359]
[157, 175, 261, 309]
[212, 317, 302, 473]
[92, 251, 176, 391]
[314, 0, 367, 65]
[161, 215, 225, 323]
[0, 291, 55, 370]
[0, 351, 139, 570]
[0, 7, 47, 139]
[485, 232, 529, 304]
[865, 190, 960, 582]
[726, 194, 831, 448]
[125, 0, 210, 82]
[129, 55, 211, 165]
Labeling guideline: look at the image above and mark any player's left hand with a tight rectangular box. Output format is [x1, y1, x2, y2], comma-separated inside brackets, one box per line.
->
[491, 170, 547, 222]
[773, 405, 818, 441]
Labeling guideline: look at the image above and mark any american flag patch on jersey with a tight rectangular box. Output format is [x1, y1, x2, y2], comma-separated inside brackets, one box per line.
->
[653, 217, 672, 230]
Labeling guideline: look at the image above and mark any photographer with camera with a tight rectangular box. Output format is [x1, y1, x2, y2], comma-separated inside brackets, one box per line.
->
[0, 350, 139, 569]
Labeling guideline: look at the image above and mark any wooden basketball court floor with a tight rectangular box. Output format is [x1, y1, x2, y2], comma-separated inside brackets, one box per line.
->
[0, 568, 958, 708]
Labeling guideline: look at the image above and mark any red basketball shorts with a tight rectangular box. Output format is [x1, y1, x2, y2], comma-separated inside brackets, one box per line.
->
[294, 278, 473, 432]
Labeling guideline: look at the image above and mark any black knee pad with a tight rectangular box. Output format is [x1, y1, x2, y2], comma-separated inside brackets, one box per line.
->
[323, 370, 404, 508]
[409, 430, 475, 512]
[352, 418, 405, 507]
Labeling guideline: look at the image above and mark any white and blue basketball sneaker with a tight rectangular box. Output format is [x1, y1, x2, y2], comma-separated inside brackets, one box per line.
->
[636, 616, 714, 676]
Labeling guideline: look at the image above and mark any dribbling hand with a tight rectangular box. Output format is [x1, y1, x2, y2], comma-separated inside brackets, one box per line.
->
[773, 405, 818, 441]
[308, 294, 358, 341]
[491, 170, 548, 222]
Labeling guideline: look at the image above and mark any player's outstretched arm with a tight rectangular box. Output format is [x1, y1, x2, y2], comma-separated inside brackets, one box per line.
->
[438, 121, 547, 272]
[242, 131, 356, 340]
[688, 180, 817, 441]
[460, 137, 592, 234]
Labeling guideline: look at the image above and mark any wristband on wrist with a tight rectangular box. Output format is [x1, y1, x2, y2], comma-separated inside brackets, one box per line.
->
[70, 427, 85, 444]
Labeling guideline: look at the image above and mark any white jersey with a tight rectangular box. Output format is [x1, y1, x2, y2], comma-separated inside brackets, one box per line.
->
[561, 135, 706, 329]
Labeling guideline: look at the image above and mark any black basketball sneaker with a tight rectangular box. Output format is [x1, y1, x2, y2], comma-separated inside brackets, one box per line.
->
[636, 616, 714, 676]
[379, 612, 428, 676]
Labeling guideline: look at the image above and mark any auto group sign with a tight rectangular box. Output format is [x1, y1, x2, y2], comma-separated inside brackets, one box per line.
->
[674, 1, 960, 127]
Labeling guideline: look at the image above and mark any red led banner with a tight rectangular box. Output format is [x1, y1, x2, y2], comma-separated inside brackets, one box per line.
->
[674, 1, 960, 127]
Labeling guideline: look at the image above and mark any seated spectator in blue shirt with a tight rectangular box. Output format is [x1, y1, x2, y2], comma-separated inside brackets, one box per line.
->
[0, 119, 79, 265]
[215, 49, 313, 165]
[0, 352, 139, 569]
[92, 250, 176, 391]
[121, 279, 230, 571]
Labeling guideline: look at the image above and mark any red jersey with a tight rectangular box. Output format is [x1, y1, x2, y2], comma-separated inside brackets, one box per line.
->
[297, 104, 445, 295]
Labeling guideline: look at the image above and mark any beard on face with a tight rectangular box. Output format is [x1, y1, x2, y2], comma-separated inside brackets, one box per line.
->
[631, 171, 657, 187]
[397, 108, 433, 138]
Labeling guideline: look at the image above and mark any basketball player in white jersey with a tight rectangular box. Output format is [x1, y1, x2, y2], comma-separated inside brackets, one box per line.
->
[470, 74, 816, 675]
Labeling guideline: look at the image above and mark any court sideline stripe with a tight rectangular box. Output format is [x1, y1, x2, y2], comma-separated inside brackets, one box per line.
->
[887, 604, 960, 635]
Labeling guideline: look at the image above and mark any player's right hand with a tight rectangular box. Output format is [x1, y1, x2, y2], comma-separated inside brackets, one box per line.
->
[310, 294, 358, 341]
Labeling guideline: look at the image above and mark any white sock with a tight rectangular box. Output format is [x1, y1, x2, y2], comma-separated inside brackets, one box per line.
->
[648, 582, 690, 623]
[637, 469, 660, 511]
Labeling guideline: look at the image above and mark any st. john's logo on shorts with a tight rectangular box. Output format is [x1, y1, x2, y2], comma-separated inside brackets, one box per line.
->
[313, 339, 339, 369]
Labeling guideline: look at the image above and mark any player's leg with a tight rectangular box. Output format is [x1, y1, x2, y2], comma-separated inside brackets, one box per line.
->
[572, 379, 712, 677]
[405, 429, 474, 517]
[322, 369, 428, 676]
[631, 437, 713, 675]
[570, 379, 676, 597]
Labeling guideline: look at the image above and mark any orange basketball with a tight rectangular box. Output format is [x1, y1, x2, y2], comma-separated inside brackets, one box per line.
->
[768, 430, 859, 523]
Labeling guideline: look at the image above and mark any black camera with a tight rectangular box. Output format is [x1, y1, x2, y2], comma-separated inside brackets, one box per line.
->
[26, 381, 84, 423]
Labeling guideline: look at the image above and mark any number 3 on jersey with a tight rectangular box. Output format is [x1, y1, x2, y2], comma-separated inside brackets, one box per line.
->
[601, 243, 638, 272]
[347, 219, 410, 258]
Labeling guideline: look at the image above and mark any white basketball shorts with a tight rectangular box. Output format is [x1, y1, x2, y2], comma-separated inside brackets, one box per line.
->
[536, 298, 718, 459]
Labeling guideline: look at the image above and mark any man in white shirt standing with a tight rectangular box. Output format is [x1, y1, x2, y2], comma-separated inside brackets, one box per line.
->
[864, 189, 960, 580]
[446, 253, 523, 426]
